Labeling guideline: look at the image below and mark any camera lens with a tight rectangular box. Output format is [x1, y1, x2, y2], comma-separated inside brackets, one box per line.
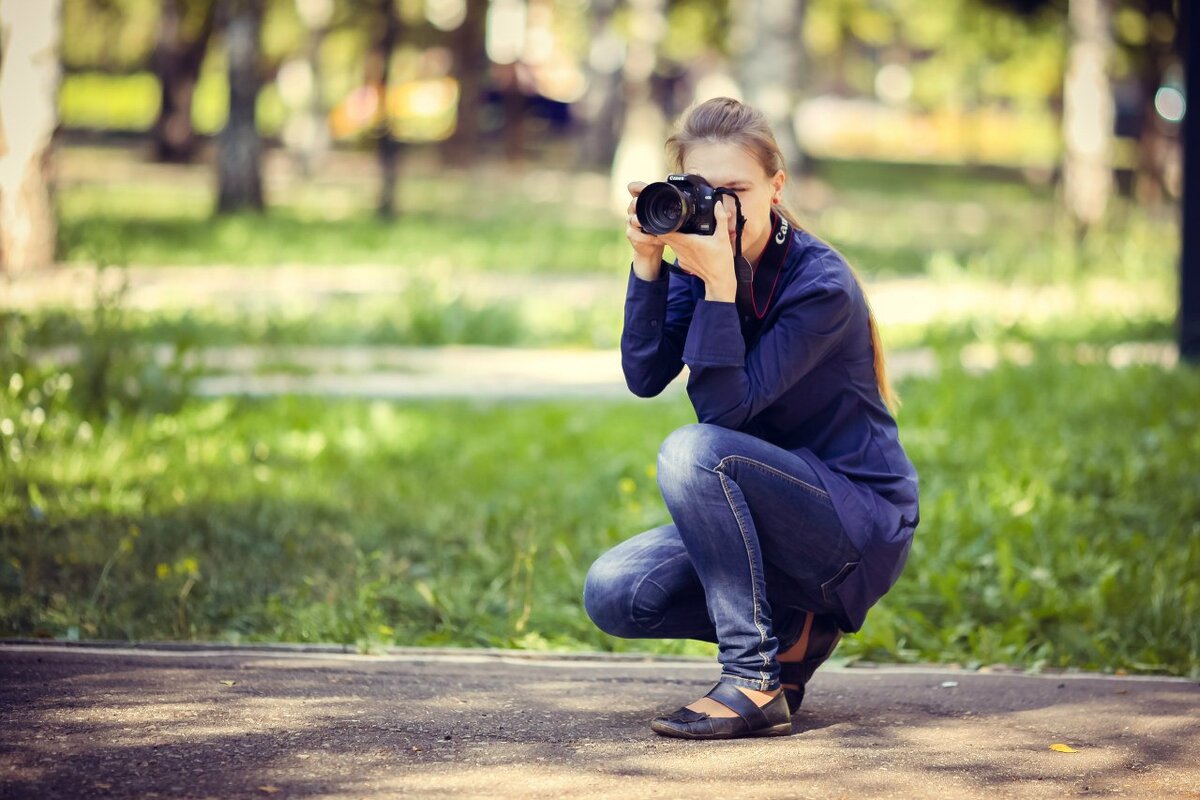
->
[636, 182, 691, 235]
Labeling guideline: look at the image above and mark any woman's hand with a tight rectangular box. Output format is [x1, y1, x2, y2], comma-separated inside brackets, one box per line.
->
[626, 182, 666, 281]
[659, 197, 737, 303]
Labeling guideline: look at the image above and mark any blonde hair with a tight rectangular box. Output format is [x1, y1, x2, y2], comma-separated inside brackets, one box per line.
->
[666, 97, 900, 413]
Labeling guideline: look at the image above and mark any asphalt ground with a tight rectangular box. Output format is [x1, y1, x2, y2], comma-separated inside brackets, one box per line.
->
[1, 643, 1197, 799]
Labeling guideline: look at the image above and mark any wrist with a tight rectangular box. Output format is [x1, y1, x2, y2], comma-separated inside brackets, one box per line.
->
[632, 252, 666, 281]
[704, 276, 737, 303]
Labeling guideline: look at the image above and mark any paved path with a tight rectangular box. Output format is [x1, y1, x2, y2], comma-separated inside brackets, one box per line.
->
[2, 643, 1197, 799]
[5, 264, 1180, 399]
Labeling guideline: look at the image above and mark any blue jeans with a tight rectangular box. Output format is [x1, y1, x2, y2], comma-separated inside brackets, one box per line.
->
[583, 424, 861, 691]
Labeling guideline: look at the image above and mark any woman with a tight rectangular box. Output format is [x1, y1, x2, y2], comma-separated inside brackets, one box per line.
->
[582, 97, 920, 740]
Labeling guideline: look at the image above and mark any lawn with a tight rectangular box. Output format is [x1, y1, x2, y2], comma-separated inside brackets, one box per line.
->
[1, 352, 1197, 676]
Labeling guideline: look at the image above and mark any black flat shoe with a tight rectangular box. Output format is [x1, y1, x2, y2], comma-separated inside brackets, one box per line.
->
[780, 612, 843, 712]
[650, 681, 793, 740]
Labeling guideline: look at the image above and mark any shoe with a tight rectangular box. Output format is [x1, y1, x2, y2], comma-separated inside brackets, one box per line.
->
[779, 612, 842, 712]
[650, 681, 793, 740]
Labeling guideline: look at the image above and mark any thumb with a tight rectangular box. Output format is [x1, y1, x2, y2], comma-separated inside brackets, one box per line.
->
[714, 196, 733, 232]
[628, 181, 647, 198]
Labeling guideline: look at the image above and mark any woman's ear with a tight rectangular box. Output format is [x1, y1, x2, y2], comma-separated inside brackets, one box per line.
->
[771, 170, 786, 204]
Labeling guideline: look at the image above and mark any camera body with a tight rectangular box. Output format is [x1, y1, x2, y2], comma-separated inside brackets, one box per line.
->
[635, 174, 720, 236]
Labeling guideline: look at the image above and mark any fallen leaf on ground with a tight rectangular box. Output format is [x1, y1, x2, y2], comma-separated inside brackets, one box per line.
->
[258, 786, 281, 794]
[1049, 743, 1079, 753]
[220, 680, 237, 686]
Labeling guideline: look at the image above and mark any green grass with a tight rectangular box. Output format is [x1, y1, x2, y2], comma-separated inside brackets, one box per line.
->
[59, 207, 629, 275]
[2, 355, 1197, 676]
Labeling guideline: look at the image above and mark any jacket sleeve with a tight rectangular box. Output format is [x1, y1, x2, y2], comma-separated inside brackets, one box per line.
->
[620, 263, 701, 397]
[682, 269, 854, 428]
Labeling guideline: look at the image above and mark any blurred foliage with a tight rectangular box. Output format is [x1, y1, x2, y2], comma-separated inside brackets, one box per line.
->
[805, 0, 1065, 109]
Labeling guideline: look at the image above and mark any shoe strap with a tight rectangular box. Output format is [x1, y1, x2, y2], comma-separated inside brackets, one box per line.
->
[705, 681, 770, 729]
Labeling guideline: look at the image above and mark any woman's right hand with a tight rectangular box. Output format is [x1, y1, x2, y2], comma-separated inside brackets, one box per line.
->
[626, 181, 666, 281]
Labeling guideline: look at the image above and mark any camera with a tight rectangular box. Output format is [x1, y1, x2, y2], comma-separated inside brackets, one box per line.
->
[635, 174, 721, 236]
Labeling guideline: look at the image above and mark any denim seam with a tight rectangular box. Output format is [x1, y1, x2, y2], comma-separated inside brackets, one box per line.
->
[627, 551, 693, 633]
[716, 455, 831, 502]
[716, 470, 772, 690]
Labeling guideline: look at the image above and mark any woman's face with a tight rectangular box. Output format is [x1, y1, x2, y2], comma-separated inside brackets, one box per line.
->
[681, 141, 785, 262]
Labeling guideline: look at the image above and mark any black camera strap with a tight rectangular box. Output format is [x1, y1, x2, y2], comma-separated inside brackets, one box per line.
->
[712, 190, 791, 333]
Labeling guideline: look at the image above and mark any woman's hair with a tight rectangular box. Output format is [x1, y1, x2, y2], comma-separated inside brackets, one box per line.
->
[665, 96, 900, 413]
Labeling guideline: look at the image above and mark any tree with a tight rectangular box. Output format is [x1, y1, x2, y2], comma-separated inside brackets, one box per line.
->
[1062, 0, 1116, 228]
[1180, 0, 1197, 361]
[444, 0, 488, 167]
[0, 0, 62, 274]
[733, 0, 806, 174]
[579, 0, 625, 170]
[152, 0, 217, 163]
[364, 0, 402, 218]
[215, 0, 265, 214]
[610, 0, 668, 208]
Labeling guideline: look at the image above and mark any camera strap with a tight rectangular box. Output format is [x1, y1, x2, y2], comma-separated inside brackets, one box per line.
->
[712, 191, 791, 331]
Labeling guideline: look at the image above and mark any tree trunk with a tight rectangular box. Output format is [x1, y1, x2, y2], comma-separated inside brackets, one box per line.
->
[501, 63, 525, 163]
[610, 0, 667, 210]
[0, 0, 62, 274]
[1129, 0, 1181, 205]
[367, 0, 402, 219]
[733, 0, 805, 174]
[1062, 0, 1114, 229]
[444, 0, 488, 167]
[1180, 0, 1199, 362]
[579, 0, 624, 171]
[215, 0, 264, 214]
[152, 0, 216, 164]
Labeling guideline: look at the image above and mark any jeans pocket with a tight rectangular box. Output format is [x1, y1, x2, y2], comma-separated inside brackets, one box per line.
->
[820, 560, 860, 604]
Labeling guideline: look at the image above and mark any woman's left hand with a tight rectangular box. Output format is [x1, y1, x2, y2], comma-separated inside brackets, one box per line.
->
[659, 197, 738, 303]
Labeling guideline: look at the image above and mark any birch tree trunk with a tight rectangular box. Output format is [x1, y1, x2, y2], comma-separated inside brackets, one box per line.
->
[1062, 0, 1114, 228]
[0, 0, 62, 274]
[610, 0, 667, 211]
[579, 0, 624, 170]
[215, 0, 265, 214]
[732, 0, 805, 174]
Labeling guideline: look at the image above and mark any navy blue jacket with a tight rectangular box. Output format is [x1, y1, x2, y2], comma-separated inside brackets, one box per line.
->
[620, 225, 919, 631]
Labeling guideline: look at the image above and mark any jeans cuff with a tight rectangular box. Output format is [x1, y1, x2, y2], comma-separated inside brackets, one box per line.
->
[718, 673, 780, 693]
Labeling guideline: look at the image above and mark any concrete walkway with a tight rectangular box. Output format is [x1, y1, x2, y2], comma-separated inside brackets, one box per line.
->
[6, 263, 1181, 399]
[2, 642, 1197, 799]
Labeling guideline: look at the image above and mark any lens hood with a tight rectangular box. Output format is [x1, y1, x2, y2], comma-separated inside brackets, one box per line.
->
[636, 182, 691, 235]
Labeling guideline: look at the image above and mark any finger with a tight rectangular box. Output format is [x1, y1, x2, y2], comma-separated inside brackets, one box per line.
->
[714, 197, 736, 235]
[627, 181, 647, 198]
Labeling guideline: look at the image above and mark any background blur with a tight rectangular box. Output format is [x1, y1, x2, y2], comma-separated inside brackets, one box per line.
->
[1, 0, 1197, 678]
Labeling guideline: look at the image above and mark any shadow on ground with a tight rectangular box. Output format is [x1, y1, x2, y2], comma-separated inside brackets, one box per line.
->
[2, 646, 1198, 799]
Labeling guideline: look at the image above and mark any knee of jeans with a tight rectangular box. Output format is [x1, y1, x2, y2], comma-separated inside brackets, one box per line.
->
[583, 555, 639, 638]
[657, 423, 723, 498]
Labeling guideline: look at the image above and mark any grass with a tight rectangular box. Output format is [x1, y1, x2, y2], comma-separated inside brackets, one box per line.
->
[1, 353, 1197, 676]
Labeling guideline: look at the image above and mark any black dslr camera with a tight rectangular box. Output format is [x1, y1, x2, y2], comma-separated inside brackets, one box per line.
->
[635, 174, 723, 236]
